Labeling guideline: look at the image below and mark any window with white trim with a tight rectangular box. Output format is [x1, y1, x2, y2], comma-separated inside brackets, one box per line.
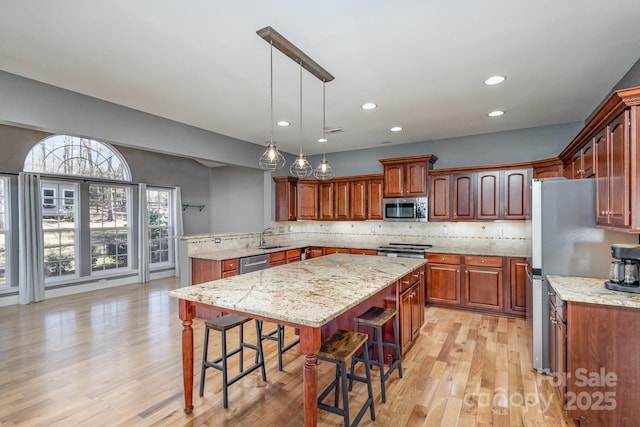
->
[90, 185, 131, 272]
[42, 181, 78, 278]
[147, 188, 173, 266]
[0, 176, 8, 287]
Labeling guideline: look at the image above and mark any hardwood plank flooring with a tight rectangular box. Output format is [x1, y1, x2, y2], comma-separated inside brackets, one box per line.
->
[0, 277, 577, 426]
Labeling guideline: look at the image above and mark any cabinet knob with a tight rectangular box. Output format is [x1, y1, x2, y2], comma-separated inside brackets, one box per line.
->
[441, 257, 445, 261]
[481, 259, 485, 263]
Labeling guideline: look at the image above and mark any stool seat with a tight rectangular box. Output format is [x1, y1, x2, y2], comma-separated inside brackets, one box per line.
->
[205, 314, 249, 331]
[317, 329, 375, 427]
[350, 306, 403, 403]
[318, 330, 368, 363]
[354, 307, 396, 327]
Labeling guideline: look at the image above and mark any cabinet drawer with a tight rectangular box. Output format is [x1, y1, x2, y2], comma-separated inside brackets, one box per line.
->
[427, 253, 461, 265]
[222, 259, 238, 272]
[399, 272, 415, 293]
[464, 255, 503, 268]
[269, 251, 286, 263]
[286, 248, 302, 259]
[222, 269, 237, 278]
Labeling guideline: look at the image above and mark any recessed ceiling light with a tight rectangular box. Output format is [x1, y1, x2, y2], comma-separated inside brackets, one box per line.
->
[390, 126, 403, 132]
[488, 110, 505, 117]
[276, 120, 290, 127]
[361, 102, 377, 110]
[484, 75, 506, 85]
[318, 137, 328, 143]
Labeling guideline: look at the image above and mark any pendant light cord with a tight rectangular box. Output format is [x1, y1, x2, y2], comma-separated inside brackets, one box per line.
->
[299, 61, 303, 157]
[270, 40, 274, 144]
[322, 80, 327, 161]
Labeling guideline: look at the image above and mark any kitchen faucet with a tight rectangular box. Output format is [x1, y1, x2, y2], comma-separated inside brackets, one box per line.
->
[260, 227, 274, 247]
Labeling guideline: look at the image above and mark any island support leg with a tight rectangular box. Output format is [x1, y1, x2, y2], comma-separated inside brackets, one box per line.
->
[299, 326, 321, 427]
[179, 299, 196, 414]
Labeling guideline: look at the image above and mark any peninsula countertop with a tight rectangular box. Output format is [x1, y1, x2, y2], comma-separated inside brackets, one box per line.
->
[547, 274, 640, 309]
[169, 253, 426, 327]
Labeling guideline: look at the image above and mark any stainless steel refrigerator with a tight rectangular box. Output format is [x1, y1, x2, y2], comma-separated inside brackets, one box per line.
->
[529, 178, 638, 373]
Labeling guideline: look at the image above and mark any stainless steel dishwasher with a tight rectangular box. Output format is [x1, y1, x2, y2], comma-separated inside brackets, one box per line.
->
[238, 253, 270, 274]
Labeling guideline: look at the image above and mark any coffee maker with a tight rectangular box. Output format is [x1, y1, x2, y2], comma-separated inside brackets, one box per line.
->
[606, 244, 640, 293]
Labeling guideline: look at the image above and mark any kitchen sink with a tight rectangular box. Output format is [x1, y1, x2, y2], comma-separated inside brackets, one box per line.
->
[258, 245, 284, 250]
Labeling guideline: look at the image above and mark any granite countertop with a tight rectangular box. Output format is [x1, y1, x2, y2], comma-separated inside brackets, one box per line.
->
[169, 253, 426, 327]
[190, 242, 529, 261]
[547, 275, 640, 309]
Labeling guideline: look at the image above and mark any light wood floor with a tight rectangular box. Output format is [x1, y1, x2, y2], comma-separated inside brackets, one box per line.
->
[0, 277, 577, 426]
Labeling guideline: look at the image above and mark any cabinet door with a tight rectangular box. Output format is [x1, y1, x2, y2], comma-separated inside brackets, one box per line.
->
[334, 181, 350, 220]
[384, 164, 405, 197]
[400, 289, 412, 352]
[548, 298, 558, 374]
[582, 141, 594, 178]
[464, 267, 503, 311]
[429, 175, 450, 220]
[506, 257, 528, 314]
[503, 169, 529, 220]
[594, 128, 610, 225]
[350, 180, 367, 220]
[476, 172, 500, 220]
[453, 174, 474, 220]
[608, 111, 630, 228]
[571, 152, 583, 179]
[405, 161, 428, 196]
[318, 182, 334, 220]
[410, 283, 422, 341]
[273, 177, 297, 221]
[367, 178, 383, 220]
[297, 181, 319, 220]
[426, 263, 460, 304]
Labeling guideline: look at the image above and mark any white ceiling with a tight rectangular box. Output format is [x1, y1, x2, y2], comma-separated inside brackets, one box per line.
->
[1, 1, 640, 158]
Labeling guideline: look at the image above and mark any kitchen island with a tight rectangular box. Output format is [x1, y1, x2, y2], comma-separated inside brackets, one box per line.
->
[169, 253, 426, 427]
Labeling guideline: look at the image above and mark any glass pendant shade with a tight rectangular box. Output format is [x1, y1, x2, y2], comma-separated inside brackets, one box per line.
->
[314, 157, 334, 179]
[259, 141, 286, 171]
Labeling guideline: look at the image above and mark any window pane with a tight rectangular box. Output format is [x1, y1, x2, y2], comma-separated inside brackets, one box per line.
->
[147, 188, 172, 266]
[90, 185, 130, 272]
[42, 182, 78, 280]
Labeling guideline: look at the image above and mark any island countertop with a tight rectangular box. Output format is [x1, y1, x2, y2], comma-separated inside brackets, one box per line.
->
[169, 253, 426, 327]
[547, 274, 640, 309]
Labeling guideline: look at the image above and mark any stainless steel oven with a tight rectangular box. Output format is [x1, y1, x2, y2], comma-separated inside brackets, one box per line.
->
[382, 197, 428, 222]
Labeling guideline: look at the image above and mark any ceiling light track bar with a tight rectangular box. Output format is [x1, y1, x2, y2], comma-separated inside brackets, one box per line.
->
[257, 26, 334, 82]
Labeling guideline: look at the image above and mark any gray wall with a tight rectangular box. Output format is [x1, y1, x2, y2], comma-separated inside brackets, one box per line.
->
[587, 57, 640, 122]
[209, 166, 265, 233]
[299, 122, 583, 176]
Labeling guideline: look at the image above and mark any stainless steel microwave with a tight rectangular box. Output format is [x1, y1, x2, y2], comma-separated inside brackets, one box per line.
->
[383, 197, 428, 222]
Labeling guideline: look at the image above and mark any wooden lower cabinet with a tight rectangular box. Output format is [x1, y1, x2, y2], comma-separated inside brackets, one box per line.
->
[191, 257, 238, 318]
[426, 254, 461, 305]
[324, 247, 351, 255]
[399, 267, 425, 353]
[426, 253, 523, 317]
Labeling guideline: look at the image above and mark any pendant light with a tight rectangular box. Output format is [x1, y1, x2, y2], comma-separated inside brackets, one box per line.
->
[289, 61, 313, 177]
[259, 40, 286, 171]
[314, 80, 334, 180]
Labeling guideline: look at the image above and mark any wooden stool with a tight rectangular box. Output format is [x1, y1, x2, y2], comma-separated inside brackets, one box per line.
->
[258, 321, 300, 371]
[317, 329, 375, 427]
[199, 314, 267, 408]
[349, 307, 403, 403]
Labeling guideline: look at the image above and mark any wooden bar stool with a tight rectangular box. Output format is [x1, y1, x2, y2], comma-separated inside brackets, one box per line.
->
[199, 314, 267, 408]
[349, 307, 403, 403]
[317, 329, 375, 427]
[258, 321, 300, 371]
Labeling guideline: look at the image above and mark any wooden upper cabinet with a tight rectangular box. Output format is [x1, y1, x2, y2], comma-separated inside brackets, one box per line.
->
[405, 161, 428, 196]
[429, 175, 450, 220]
[367, 178, 383, 220]
[532, 158, 563, 179]
[380, 155, 437, 198]
[453, 174, 474, 220]
[334, 181, 350, 220]
[476, 171, 500, 220]
[350, 180, 367, 220]
[273, 176, 297, 221]
[297, 179, 318, 220]
[318, 182, 335, 220]
[608, 111, 630, 228]
[383, 164, 405, 197]
[570, 141, 595, 179]
[595, 128, 610, 225]
[503, 169, 530, 220]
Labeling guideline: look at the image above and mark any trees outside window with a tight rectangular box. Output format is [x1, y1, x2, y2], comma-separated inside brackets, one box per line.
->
[0, 177, 8, 286]
[147, 188, 172, 265]
[42, 181, 78, 278]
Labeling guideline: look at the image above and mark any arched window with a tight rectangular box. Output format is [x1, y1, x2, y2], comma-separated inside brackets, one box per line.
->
[24, 135, 131, 181]
[23, 135, 133, 280]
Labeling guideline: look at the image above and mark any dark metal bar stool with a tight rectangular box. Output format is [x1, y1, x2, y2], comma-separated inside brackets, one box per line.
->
[317, 329, 375, 427]
[258, 321, 300, 371]
[199, 314, 267, 408]
[349, 306, 402, 403]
